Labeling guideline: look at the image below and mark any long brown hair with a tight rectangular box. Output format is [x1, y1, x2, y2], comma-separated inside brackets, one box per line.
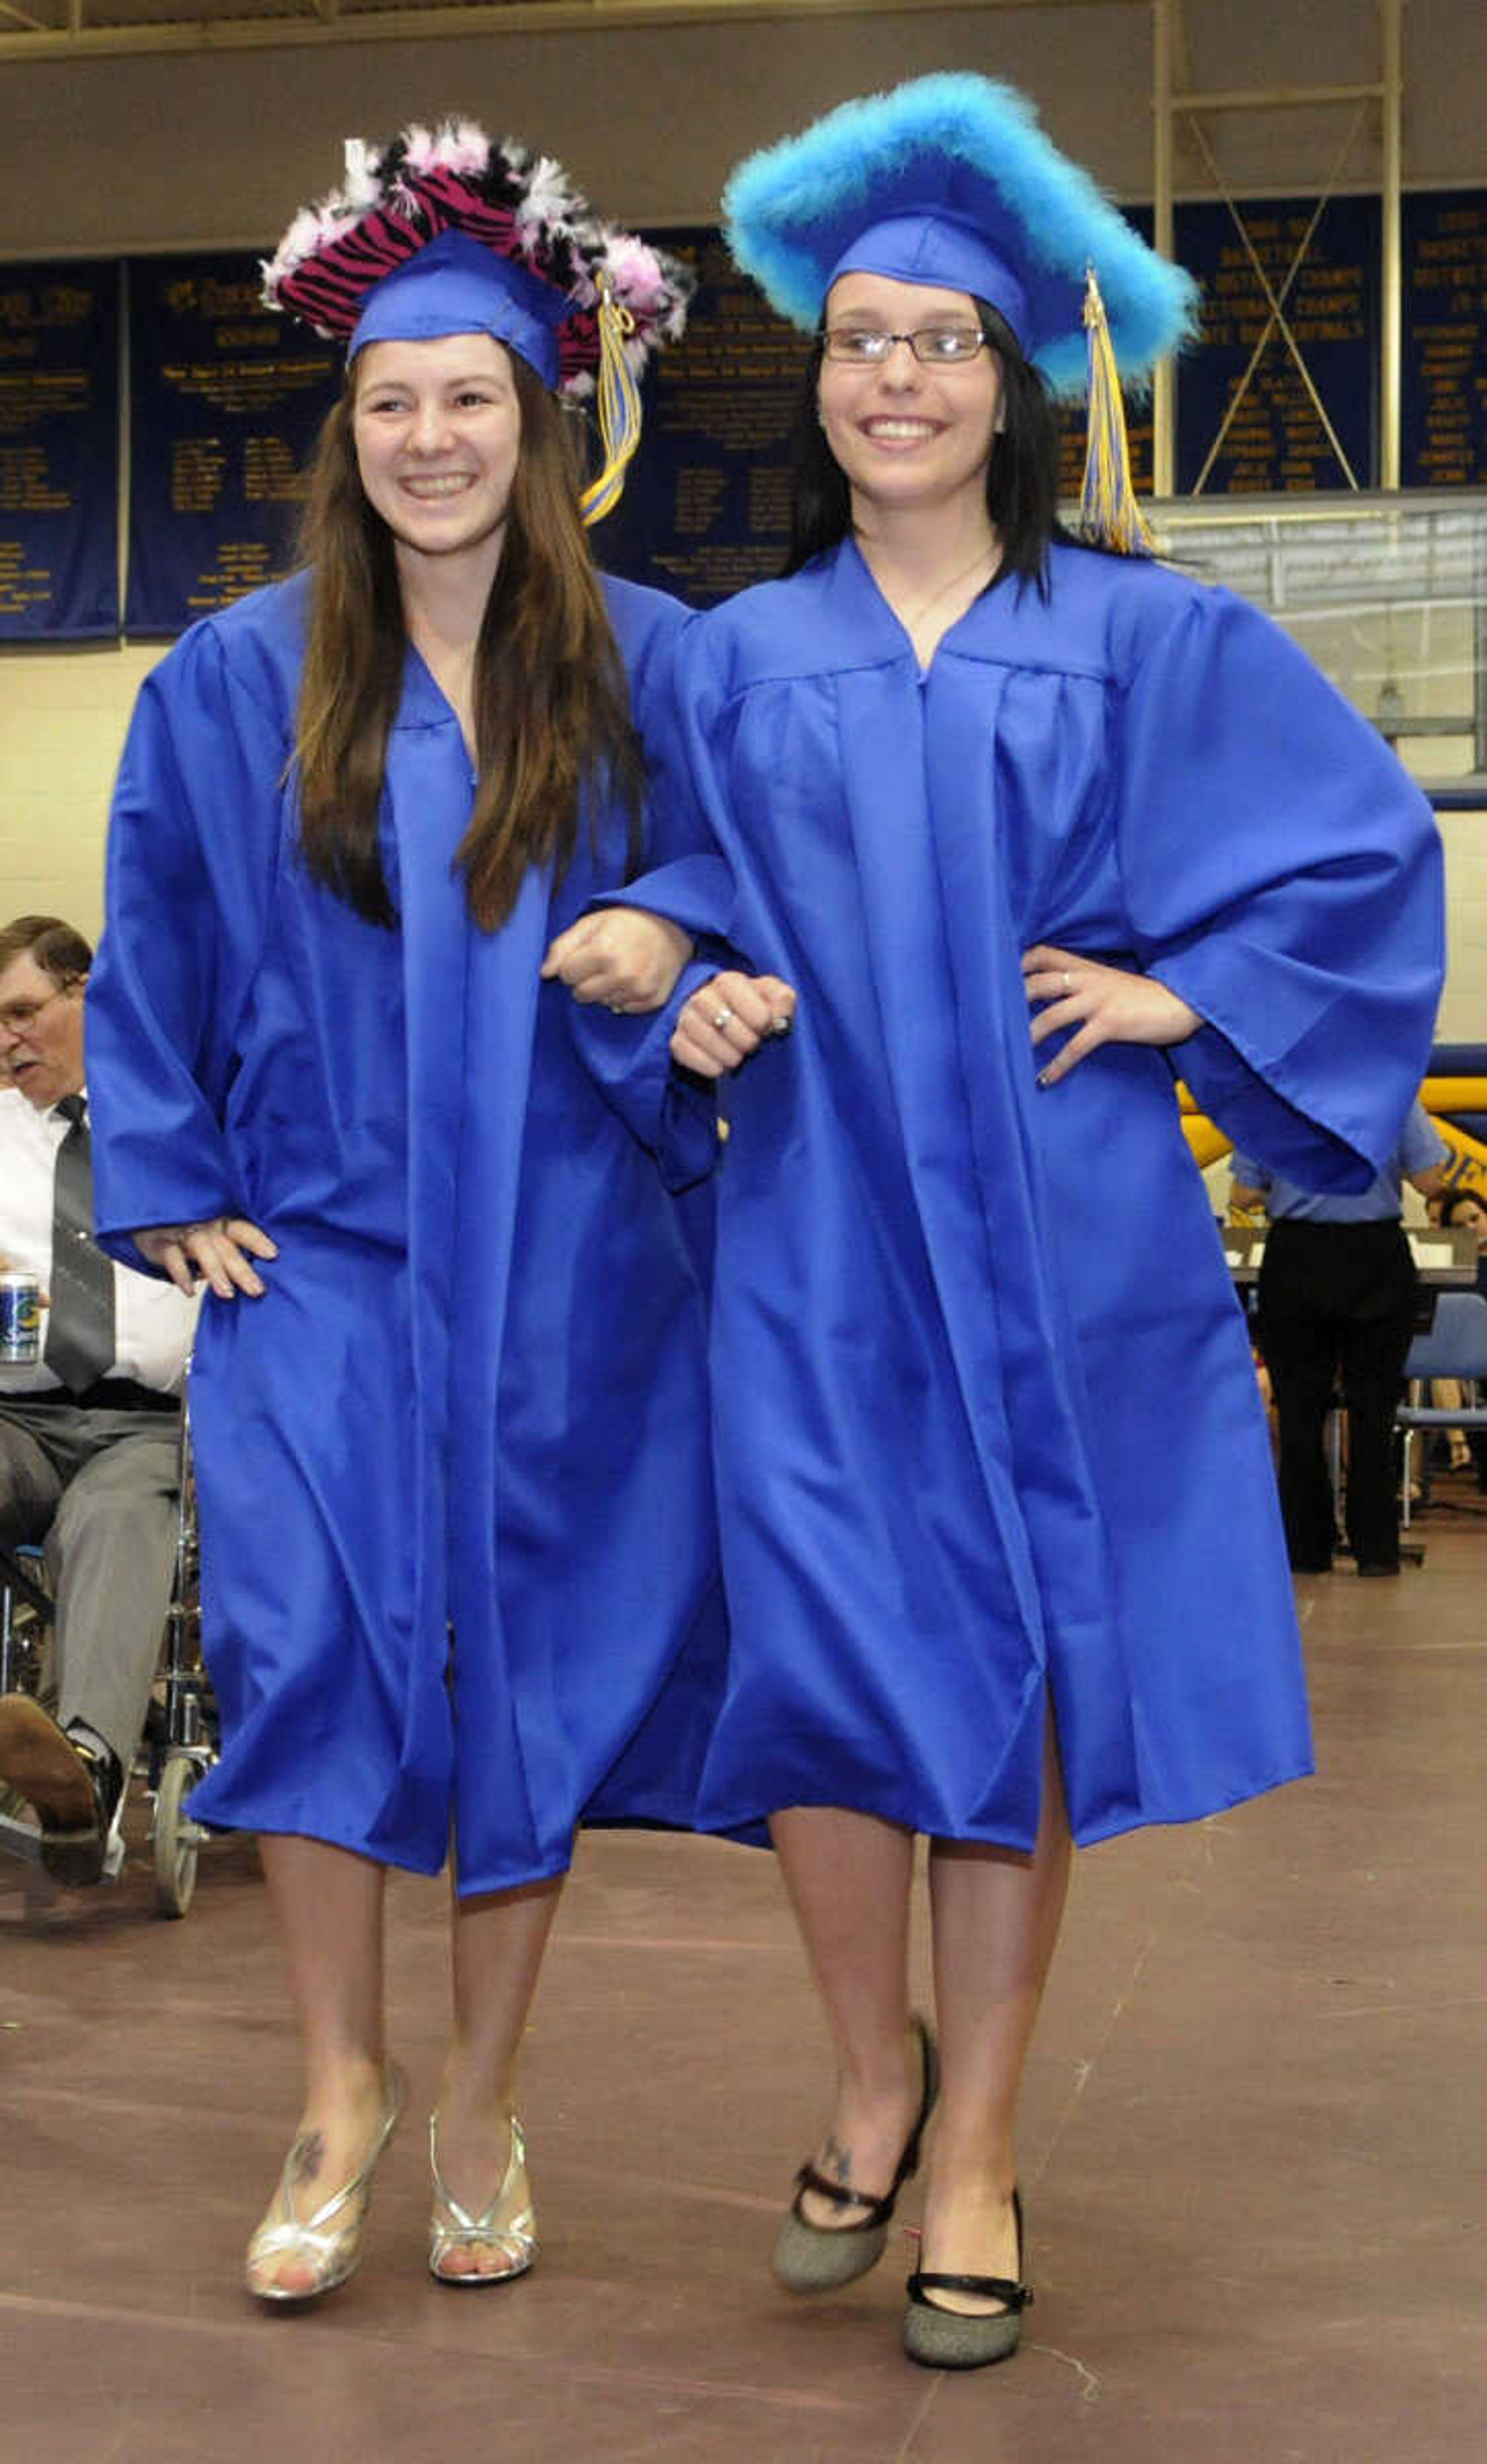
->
[292, 348, 644, 931]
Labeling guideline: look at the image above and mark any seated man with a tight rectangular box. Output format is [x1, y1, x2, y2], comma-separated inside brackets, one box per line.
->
[0, 914, 197, 1882]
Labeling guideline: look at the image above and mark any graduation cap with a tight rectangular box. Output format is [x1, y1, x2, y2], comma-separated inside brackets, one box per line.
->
[723, 73, 1199, 552]
[262, 119, 694, 524]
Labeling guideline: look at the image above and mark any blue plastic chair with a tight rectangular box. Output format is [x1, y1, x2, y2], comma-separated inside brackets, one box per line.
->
[1395, 1291, 1487, 1527]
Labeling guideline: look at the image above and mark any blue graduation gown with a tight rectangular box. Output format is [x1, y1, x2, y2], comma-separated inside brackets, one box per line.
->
[659, 537, 1444, 1849]
[86, 570, 725, 1895]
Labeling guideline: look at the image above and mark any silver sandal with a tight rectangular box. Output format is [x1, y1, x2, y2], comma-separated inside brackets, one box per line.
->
[428, 2110, 537, 2287]
[245, 2063, 404, 2304]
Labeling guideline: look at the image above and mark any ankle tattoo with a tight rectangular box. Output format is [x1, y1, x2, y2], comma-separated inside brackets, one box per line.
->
[821, 2135, 854, 2187]
[290, 2130, 325, 2189]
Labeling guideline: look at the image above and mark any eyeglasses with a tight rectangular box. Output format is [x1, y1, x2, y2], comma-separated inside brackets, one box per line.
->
[0, 987, 70, 1039]
[818, 324, 990, 366]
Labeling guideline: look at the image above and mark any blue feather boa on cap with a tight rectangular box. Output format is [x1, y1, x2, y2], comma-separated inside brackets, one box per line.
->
[723, 72, 1198, 399]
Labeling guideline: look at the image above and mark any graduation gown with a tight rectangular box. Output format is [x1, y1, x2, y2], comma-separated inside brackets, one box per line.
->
[86, 570, 726, 1895]
[656, 536, 1443, 1850]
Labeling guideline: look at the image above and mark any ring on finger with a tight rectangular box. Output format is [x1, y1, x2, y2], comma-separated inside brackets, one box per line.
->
[711, 1006, 734, 1031]
[1062, 970, 1073, 991]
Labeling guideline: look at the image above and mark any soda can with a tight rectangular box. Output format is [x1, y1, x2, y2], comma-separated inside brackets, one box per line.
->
[0, 1271, 41, 1366]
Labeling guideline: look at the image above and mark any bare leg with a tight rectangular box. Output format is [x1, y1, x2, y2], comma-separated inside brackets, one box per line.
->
[248, 1833, 390, 2297]
[431, 1871, 563, 2277]
[769, 1805, 919, 2222]
[920, 1720, 1072, 2312]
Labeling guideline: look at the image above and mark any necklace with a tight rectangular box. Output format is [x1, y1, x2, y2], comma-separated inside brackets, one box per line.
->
[861, 538, 999, 633]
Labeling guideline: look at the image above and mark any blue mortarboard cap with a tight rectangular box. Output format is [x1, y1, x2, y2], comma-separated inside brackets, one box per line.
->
[827, 209, 1029, 344]
[724, 72, 1197, 398]
[347, 228, 572, 385]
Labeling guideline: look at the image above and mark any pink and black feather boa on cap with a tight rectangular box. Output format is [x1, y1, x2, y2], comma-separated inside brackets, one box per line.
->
[262, 118, 692, 395]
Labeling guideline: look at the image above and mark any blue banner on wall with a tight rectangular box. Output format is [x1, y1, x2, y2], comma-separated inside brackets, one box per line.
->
[1402, 190, 1487, 488]
[3, 195, 1477, 643]
[596, 226, 811, 605]
[1175, 195, 1379, 494]
[0, 262, 119, 640]
[125, 253, 341, 634]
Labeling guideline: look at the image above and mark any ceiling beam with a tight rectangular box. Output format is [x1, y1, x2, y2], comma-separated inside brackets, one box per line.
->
[0, 0, 1142, 68]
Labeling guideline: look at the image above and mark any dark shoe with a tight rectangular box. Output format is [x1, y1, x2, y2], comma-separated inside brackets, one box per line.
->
[1356, 1560, 1401, 1578]
[1289, 1557, 1333, 1575]
[771, 2014, 939, 2294]
[0, 1696, 122, 1884]
[903, 2186, 1032, 2371]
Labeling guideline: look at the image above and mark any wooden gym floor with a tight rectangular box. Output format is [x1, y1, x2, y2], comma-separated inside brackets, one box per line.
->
[3, 1498, 1485, 2464]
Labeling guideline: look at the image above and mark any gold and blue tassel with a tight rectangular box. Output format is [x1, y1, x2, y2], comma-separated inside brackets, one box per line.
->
[1079, 266, 1154, 556]
[579, 272, 642, 528]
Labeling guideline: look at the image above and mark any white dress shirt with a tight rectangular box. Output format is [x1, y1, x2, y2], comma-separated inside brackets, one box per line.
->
[0, 1086, 197, 1397]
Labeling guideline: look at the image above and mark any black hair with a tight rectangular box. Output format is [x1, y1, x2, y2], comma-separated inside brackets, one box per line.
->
[1441, 1184, 1487, 1224]
[782, 298, 1120, 597]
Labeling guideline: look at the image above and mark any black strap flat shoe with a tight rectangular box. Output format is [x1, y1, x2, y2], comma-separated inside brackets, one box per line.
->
[771, 2012, 939, 2293]
[903, 2186, 1032, 2370]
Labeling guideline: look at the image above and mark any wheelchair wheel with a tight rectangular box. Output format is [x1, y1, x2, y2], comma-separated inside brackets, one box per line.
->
[153, 1752, 202, 1919]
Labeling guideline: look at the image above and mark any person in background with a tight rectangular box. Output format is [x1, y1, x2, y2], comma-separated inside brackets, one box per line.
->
[615, 74, 1444, 2371]
[1231, 1097, 1447, 1574]
[1439, 1183, 1487, 1294]
[1435, 1184, 1487, 1488]
[0, 914, 197, 1884]
[84, 123, 724, 2307]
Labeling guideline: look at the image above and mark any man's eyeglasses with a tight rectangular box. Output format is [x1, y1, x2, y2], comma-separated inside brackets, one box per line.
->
[0, 987, 72, 1039]
[818, 325, 991, 367]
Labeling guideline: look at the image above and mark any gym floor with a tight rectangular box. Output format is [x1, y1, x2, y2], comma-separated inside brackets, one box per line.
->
[3, 1501, 1485, 2464]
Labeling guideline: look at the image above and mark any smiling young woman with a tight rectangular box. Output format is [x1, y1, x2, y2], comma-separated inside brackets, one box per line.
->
[810, 273, 1006, 667]
[818, 277, 1002, 503]
[610, 72, 1446, 2373]
[295, 325, 645, 934]
[351, 334, 523, 570]
[85, 121, 716, 2313]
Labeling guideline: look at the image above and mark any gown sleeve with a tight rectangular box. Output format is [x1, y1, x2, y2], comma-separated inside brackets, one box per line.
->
[569, 604, 739, 1190]
[591, 606, 740, 948]
[1113, 580, 1445, 1192]
[86, 619, 282, 1264]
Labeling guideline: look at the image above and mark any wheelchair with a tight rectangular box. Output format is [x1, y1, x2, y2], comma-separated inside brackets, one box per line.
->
[0, 1392, 216, 1918]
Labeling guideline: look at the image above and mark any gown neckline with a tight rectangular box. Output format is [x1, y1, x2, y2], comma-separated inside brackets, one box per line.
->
[841, 531, 1005, 677]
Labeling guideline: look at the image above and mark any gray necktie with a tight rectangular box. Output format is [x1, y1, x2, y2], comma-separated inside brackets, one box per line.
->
[44, 1094, 117, 1395]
